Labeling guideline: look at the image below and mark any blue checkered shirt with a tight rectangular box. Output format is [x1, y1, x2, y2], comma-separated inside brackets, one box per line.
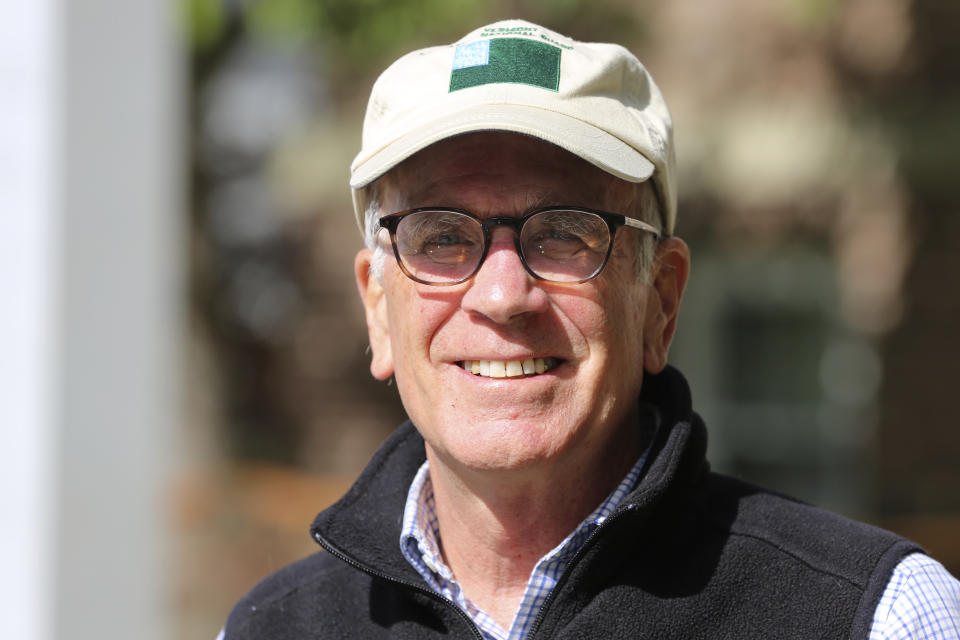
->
[870, 553, 960, 638]
[399, 463, 960, 640]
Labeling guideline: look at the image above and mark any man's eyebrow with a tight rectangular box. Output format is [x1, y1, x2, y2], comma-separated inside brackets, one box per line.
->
[521, 189, 606, 211]
[525, 190, 555, 210]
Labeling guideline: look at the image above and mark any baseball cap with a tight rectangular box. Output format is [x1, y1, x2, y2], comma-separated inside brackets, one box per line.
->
[350, 19, 677, 234]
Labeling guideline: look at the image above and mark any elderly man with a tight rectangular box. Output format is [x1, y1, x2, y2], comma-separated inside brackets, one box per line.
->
[223, 20, 959, 639]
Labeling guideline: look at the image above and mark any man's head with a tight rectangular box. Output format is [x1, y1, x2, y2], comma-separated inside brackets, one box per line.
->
[351, 21, 689, 478]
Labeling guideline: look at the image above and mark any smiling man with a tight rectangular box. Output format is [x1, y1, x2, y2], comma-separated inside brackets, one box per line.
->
[222, 20, 959, 639]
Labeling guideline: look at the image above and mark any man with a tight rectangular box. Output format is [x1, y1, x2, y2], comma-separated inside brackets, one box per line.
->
[223, 20, 959, 639]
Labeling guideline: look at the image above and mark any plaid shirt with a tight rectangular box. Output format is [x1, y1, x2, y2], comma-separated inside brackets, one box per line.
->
[870, 553, 960, 639]
[399, 463, 960, 640]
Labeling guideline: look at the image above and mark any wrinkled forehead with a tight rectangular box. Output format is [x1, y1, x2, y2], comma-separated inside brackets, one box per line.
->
[377, 132, 640, 214]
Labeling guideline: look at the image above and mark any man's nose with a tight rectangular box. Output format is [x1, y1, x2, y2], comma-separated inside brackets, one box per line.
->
[461, 227, 549, 324]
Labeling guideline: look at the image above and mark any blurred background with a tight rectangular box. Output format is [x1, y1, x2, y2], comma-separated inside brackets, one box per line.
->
[3, 0, 958, 638]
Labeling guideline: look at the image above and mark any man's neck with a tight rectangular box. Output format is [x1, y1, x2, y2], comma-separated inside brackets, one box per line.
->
[423, 412, 647, 629]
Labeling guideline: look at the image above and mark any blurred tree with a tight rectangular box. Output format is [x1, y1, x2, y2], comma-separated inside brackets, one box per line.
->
[854, 0, 960, 514]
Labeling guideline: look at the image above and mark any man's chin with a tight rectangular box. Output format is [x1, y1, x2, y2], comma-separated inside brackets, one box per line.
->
[422, 419, 577, 475]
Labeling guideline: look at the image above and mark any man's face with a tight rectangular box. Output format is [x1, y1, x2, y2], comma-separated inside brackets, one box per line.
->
[356, 132, 687, 477]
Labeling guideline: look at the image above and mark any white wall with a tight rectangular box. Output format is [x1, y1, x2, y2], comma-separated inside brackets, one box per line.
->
[1, 3, 59, 638]
[0, 2, 182, 638]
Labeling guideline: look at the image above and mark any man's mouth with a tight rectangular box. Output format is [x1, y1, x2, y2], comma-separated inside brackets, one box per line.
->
[458, 357, 560, 378]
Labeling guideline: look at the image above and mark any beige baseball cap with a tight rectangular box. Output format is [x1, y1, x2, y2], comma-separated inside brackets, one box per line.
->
[350, 19, 677, 234]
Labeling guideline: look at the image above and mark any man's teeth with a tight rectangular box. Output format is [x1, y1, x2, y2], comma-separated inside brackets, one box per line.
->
[461, 357, 557, 378]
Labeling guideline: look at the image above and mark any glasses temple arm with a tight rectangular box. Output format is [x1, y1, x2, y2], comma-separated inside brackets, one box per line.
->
[621, 216, 662, 238]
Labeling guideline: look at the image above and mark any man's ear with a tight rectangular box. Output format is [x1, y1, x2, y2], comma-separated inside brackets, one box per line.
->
[642, 237, 690, 374]
[355, 249, 394, 380]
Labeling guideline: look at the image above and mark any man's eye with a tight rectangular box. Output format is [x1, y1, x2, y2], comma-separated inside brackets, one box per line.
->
[400, 227, 477, 265]
[428, 233, 469, 247]
[531, 233, 589, 256]
[409, 229, 472, 252]
[542, 230, 579, 242]
[418, 233, 476, 264]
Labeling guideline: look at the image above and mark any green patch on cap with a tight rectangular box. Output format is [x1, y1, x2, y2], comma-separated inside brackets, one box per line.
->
[450, 38, 561, 93]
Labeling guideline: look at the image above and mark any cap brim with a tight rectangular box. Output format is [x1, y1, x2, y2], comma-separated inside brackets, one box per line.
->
[349, 103, 655, 190]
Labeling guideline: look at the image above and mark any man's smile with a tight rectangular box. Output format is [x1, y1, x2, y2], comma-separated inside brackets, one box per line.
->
[457, 357, 561, 378]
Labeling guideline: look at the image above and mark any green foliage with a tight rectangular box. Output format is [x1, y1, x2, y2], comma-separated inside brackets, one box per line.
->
[782, 0, 841, 30]
[247, 0, 323, 44]
[180, 0, 226, 53]
[184, 0, 644, 75]
[311, 0, 489, 75]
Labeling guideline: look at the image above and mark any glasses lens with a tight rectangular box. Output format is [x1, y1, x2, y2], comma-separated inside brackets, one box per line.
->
[521, 210, 611, 282]
[394, 210, 484, 283]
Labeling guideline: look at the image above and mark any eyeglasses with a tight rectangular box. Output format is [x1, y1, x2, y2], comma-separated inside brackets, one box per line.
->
[374, 206, 661, 285]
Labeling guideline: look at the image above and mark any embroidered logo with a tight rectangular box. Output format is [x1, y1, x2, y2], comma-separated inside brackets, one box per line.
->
[449, 38, 561, 93]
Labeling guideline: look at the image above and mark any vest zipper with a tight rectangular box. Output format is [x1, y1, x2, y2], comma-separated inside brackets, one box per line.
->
[312, 530, 485, 640]
[525, 503, 639, 639]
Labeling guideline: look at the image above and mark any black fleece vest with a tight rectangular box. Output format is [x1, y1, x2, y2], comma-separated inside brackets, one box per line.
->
[225, 367, 919, 639]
